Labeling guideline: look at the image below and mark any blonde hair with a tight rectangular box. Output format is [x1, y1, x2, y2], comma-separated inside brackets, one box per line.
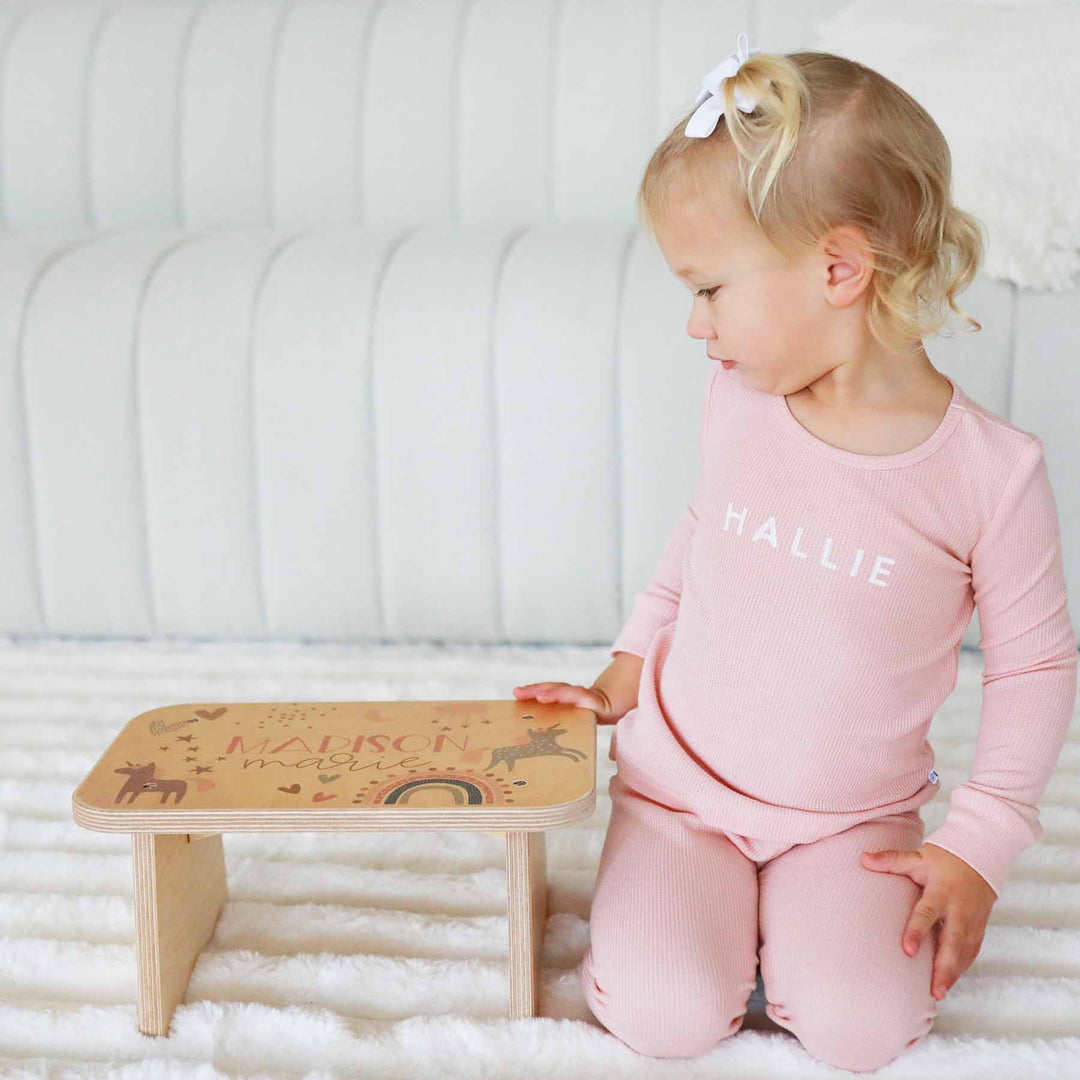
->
[638, 50, 986, 356]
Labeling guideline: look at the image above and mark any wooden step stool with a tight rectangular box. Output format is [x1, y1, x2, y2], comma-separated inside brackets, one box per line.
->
[71, 698, 596, 1036]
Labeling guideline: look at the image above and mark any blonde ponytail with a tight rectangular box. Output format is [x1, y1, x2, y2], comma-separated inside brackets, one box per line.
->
[638, 49, 986, 355]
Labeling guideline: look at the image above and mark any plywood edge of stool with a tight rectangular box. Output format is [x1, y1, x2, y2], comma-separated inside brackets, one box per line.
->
[70, 785, 597, 833]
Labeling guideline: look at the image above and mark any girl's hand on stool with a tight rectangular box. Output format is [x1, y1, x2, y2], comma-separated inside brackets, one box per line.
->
[860, 843, 997, 1001]
[512, 681, 619, 723]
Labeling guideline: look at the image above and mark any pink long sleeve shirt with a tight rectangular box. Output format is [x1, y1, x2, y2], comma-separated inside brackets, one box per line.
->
[610, 363, 1078, 899]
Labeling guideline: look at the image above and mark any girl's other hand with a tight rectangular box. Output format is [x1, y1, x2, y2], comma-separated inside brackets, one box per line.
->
[512, 682, 619, 724]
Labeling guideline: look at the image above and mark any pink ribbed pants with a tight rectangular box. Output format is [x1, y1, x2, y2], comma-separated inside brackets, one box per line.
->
[579, 771, 940, 1073]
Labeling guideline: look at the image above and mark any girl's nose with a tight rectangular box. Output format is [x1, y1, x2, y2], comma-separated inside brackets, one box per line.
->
[687, 315, 716, 341]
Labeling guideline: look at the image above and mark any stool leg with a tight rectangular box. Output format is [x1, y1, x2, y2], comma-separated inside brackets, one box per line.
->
[504, 830, 547, 1018]
[131, 832, 228, 1036]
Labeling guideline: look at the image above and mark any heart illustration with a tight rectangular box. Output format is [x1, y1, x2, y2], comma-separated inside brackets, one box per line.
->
[318, 773, 341, 783]
[278, 784, 301, 794]
[195, 707, 226, 720]
[312, 792, 337, 803]
[196, 779, 215, 791]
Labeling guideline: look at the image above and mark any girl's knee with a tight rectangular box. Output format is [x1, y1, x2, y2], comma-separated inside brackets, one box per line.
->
[611, 1015, 745, 1060]
[580, 957, 749, 1058]
[799, 1026, 930, 1073]
[590, 994, 746, 1059]
[779, 997, 935, 1073]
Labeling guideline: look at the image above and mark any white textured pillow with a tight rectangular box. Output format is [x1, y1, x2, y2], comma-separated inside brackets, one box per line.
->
[815, 0, 1079, 290]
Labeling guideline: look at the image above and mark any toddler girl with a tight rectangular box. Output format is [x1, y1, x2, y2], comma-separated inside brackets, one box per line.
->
[513, 34, 1077, 1073]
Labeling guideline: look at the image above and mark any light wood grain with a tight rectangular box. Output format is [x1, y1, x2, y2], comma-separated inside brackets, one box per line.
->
[132, 832, 227, 1036]
[73, 699, 597, 1035]
[506, 831, 548, 1018]
[72, 700, 596, 831]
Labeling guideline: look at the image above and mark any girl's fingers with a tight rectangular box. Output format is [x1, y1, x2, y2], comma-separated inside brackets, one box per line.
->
[537, 687, 570, 700]
[515, 683, 592, 706]
[541, 687, 579, 700]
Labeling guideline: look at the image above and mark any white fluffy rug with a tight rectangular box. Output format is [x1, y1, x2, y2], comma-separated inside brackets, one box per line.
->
[0, 636, 1077, 1078]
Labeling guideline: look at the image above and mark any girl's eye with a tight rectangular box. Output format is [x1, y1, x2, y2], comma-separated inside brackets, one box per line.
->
[696, 286, 720, 300]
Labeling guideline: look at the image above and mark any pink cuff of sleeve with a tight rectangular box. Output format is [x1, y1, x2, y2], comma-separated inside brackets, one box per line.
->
[922, 786, 1043, 900]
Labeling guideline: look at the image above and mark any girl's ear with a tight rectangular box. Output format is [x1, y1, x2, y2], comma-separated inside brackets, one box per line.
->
[819, 225, 874, 308]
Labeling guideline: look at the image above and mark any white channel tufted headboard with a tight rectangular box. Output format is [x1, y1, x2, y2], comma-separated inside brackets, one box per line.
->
[1, 0, 1077, 647]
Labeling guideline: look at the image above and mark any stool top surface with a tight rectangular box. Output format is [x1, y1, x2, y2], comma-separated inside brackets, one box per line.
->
[72, 699, 596, 832]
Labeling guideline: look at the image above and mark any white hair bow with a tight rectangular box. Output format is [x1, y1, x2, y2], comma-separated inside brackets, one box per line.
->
[685, 32, 762, 138]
